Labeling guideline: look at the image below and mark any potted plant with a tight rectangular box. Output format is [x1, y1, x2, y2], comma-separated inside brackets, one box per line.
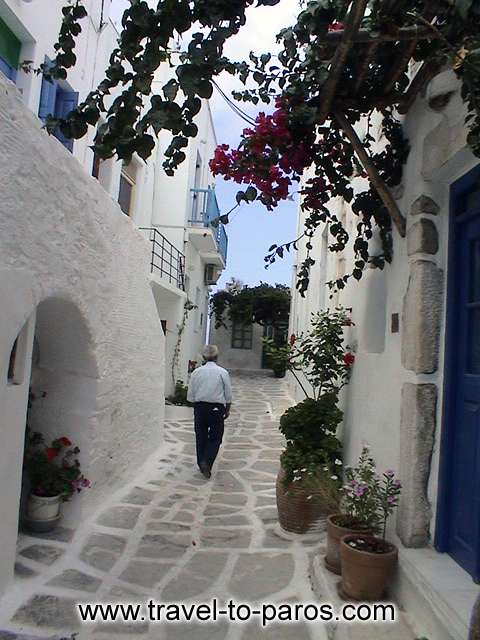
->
[262, 340, 290, 378]
[276, 394, 343, 533]
[338, 452, 402, 601]
[23, 432, 90, 532]
[275, 308, 354, 533]
[325, 446, 376, 574]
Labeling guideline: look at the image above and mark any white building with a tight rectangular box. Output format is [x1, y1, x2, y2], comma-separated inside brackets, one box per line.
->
[0, 0, 225, 598]
[0, 0, 226, 396]
[290, 69, 480, 640]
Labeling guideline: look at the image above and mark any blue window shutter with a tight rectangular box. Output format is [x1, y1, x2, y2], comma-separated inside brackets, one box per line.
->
[0, 55, 16, 81]
[38, 75, 57, 121]
[53, 89, 78, 152]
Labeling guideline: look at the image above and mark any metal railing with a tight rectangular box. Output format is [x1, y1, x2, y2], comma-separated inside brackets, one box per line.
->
[139, 227, 185, 291]
[190, 187, 228, 264]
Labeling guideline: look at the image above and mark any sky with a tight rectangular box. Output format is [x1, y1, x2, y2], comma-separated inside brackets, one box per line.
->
[110, 0, 301, 289]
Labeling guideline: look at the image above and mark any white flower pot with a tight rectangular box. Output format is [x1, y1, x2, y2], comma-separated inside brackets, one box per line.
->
[27, 493, 61, 522]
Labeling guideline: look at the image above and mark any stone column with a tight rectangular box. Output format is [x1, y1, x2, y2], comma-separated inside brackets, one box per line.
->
[398, 196, 443, 547]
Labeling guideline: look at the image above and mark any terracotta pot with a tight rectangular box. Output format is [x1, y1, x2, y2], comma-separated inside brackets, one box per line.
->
[276, 468, 334, 534]
[325, 514, 371, 575]
[339, 534, 398, 601]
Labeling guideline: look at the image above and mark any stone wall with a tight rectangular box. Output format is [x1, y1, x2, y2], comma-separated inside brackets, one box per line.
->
[0, 76, 165, 596]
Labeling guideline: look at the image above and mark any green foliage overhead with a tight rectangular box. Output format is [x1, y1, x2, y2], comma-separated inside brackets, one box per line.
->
[41, 0, 480, 293]
[210, 282, 290, 329]
[41, 0, 281, 173]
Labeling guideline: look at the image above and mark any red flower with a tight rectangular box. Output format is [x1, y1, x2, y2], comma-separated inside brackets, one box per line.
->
[343, 353, 355, 366]
[45, 447, 58, 461]
[58, 437, 72, 447]
[328, 22, 344, 32]
[289, 333, 296, 346]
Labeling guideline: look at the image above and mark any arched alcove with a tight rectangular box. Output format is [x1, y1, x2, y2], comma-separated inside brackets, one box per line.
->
[21, 296, 99, 528]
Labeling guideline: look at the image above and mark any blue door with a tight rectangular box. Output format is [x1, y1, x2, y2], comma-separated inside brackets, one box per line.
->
[437, 165, 480, 581]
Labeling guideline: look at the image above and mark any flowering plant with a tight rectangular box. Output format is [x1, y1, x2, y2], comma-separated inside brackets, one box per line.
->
[288, 308, 354, 400]
[24, 432, 90, 501]
[341, 447, 401, 538]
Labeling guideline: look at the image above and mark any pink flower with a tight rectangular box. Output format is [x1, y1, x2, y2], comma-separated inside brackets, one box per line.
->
[384, 469, 395, 477]
[387, 496, 397, 504]
[353, 483, 367, 497]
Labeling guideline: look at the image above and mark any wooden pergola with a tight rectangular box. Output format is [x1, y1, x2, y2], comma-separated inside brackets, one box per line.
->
[315, 0, 449, 237]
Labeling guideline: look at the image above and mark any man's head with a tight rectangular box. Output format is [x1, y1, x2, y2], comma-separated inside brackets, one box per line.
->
[202, 344, 219, 363]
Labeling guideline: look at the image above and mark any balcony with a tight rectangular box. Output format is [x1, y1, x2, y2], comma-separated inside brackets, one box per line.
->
[189, 188, 228, 266]
[139, 227, 185, 293]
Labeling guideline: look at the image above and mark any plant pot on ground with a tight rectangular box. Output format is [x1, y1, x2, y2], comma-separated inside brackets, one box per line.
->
[275, 309, 355, 534]
[276, 395, 343, 534]
[339, 534, 398, 601]
[334, 448, 402, 599]
[325, 514, 371, 575]
[23, 432, 90, 532]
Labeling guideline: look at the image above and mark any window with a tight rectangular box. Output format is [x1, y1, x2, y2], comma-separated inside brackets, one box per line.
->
[231, 322, 253, 350]
[38, 59, 79, 152]
[118, 163, 137, 216]
[0, 17, 20, 82]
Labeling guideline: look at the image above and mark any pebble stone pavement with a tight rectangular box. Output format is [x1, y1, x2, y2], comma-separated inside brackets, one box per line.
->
[0, 372, 330, 640]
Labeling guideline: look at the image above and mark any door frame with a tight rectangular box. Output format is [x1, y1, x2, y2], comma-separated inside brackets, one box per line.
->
[435, 164, 480, 574]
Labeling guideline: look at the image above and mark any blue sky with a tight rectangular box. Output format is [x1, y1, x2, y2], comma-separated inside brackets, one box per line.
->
[110, 0, 300, 289]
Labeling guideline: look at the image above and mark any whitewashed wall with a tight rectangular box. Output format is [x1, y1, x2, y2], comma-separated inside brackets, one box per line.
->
[210, 322, 265, 371]
[0, 74, 165, 598]
[289, 70, 479, 638]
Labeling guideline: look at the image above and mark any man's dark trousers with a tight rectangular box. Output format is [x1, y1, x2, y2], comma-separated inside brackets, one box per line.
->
[193, 402, 225, 469]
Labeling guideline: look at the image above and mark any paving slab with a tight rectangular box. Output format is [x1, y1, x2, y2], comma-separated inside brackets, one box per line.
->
[97, 506, 142, 530]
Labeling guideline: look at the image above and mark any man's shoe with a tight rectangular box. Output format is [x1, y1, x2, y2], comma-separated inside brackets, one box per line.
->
[199, 463, 211, 479]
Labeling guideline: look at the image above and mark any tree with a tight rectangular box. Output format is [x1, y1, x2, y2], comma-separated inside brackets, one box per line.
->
[43, 1, 480, 293]
[210, 282, 290, 329]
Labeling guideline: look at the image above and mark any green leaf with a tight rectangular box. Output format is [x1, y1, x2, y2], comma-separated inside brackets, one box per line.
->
[453, 0, 473, 18]
[245, 186, 257, 201]
[163, 79, 179, 102]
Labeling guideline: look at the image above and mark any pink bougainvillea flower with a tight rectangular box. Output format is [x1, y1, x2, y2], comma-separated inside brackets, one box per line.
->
[343, 353, 355, 366]
[328, 22, 344, 32]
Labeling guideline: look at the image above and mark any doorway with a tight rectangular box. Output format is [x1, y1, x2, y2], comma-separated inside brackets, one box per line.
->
[436, 164, 480, 581]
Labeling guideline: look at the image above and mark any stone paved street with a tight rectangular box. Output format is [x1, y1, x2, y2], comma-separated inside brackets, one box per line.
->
[0, 373, 330, 640]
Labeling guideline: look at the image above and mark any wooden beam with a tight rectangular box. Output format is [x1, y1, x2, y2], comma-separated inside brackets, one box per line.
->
[353, 41, 379, 94]
[397, 59, 442, 114]
[318, 25, 441, 45]
[317, 0, 369, 124]
[383, 39, 418, 94]
[333, 94, 403, 110]
[333, 110, 407, 238]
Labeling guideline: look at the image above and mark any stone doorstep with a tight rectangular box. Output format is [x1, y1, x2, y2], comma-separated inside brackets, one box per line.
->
[310, 555, 416, 640]
[393, 546, 478, 640]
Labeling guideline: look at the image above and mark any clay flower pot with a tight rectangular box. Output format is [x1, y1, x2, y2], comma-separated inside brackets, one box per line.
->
[339, 534, 398, 601]
[325, 514, 371, 575]
[276, 468, 333, 534]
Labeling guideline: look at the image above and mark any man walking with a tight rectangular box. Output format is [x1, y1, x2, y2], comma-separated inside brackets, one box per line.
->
[187, 345, 232, 479]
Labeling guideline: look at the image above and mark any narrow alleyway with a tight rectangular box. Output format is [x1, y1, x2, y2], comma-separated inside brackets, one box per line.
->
[0, 373, 329, 640]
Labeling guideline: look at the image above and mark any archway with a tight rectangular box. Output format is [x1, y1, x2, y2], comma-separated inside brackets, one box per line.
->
[20, 297, 99, 530]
